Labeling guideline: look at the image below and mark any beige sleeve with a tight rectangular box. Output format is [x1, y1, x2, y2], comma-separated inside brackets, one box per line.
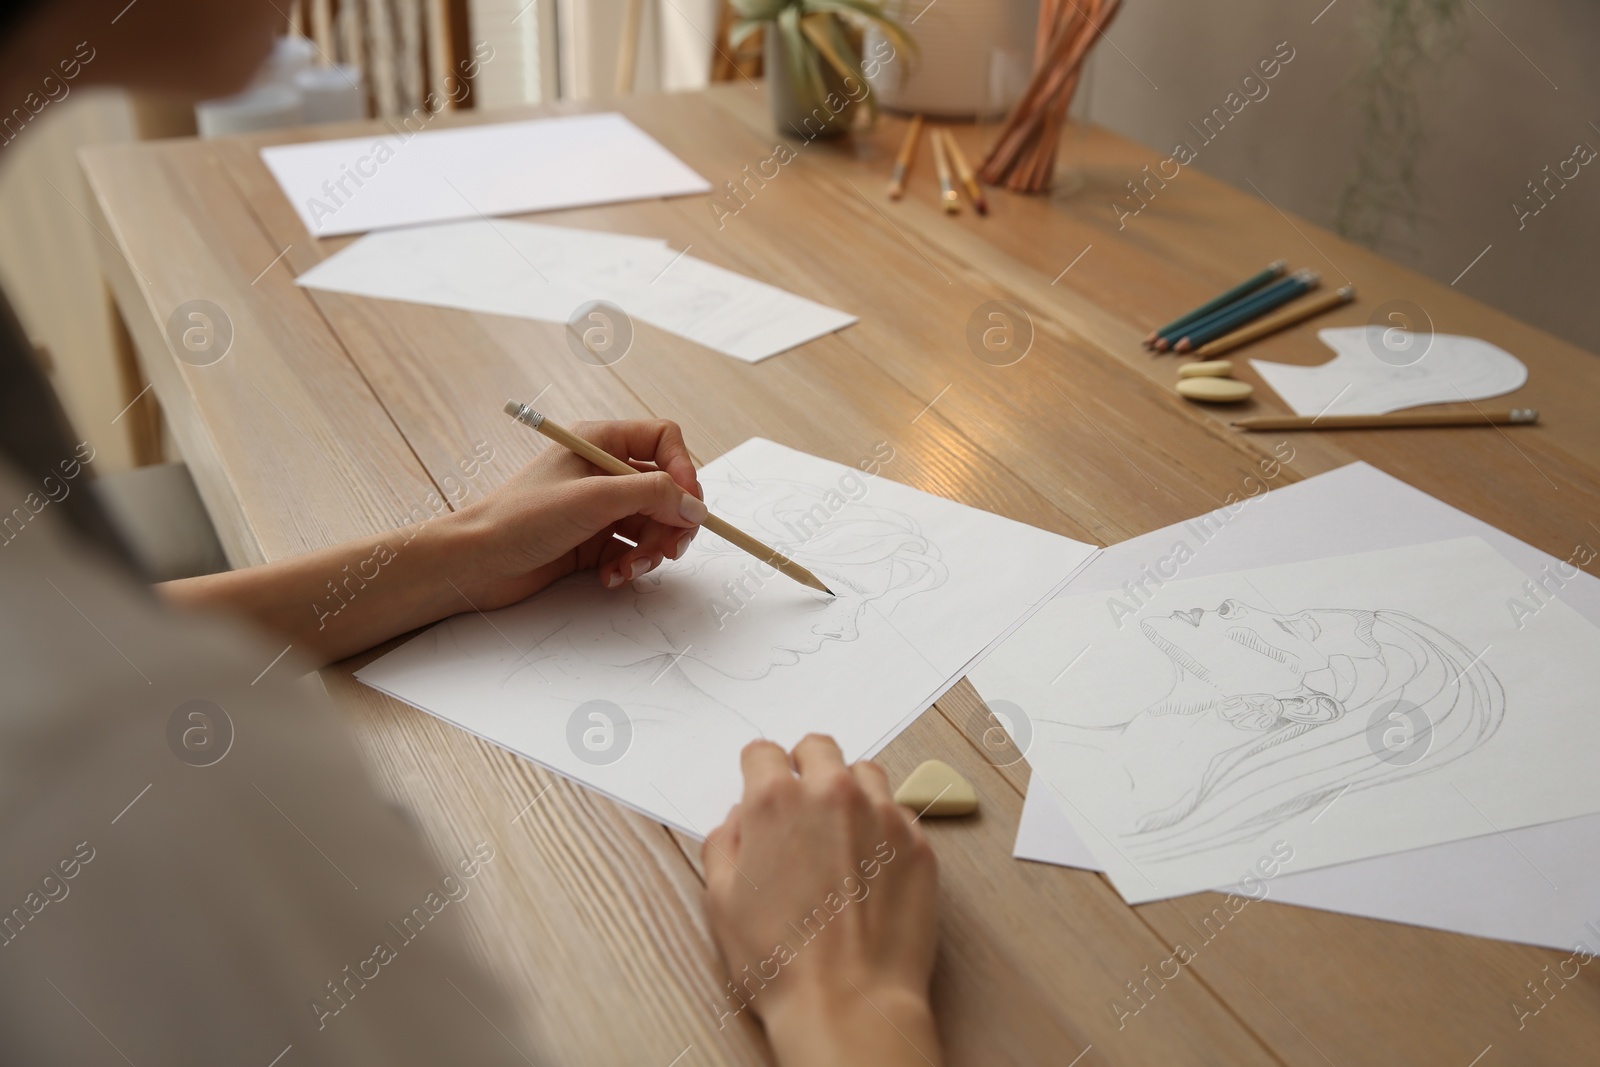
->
[0, 466, 530, 1066]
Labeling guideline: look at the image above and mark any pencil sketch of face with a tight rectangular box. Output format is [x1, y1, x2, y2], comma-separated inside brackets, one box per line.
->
[629, 472, 948, 683]
[1141, 600, 1381, 698]
[1108, 601, 1505, 861]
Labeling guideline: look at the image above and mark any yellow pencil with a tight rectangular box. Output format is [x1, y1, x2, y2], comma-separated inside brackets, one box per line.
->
[504, 401, 834, 595]
[1191, 286, 1356, 359]
[887, 114, 924, 200]
[940, 130, 988, 216]
[1232, 408, 1538, 431]
[930, 127, 960, 214]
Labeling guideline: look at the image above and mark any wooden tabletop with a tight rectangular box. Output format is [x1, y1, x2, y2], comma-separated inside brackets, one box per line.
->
[82, 85, 1600, 1066]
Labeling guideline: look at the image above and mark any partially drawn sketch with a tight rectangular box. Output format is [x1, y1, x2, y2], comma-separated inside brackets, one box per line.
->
[1038, 599, 1504, 864]
[497, 471, 949, 734]
[357, 438, 1095, 836]
[972, 537, 1600, 903]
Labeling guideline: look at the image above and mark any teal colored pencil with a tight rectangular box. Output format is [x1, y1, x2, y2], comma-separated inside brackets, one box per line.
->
[1176, 271, 1319, 352]
[1148, 260, 1286, 350]
[1170, 274, 1306, 344]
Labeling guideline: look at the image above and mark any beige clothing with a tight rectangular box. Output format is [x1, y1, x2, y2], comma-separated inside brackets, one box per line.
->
[0, 462, 527, 1065]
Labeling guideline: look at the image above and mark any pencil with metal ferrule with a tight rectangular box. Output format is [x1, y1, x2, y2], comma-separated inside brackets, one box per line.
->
[503, 401, 834, 596]
[930, 127, 960, 214]
[1148, 260, 1286, 350]
[1232, 408, 1539, 431]
[1191, 285, 1355, 359]
[1175, 271, 1319, 353]
[887, 114, 924, 200]
[940, 130, 988, 216]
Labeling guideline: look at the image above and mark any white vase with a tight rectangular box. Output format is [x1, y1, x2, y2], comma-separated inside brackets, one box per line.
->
[865, 0, 1037, 119]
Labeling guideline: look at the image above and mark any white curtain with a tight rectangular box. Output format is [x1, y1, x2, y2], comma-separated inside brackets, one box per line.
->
[469, 0, 718, 107]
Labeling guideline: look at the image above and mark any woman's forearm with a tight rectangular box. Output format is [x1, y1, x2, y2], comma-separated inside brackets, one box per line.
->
[159, 512, 478, 665]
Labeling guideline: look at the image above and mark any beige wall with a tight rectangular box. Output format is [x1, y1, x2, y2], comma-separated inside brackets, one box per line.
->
[1083, 0, 1600, 352]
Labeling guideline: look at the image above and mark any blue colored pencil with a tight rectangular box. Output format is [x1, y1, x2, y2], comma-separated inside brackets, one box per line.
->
[1175, 271, 1319, 352]
[1149, 260, 1285, 350]
[1169, 274, 1306, 347]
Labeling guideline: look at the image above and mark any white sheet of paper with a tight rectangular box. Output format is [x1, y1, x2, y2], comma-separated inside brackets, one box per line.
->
[294, 219, 857, 362]
[1008, 462, 1600, 949]
[261, 113, 711, 237]
[973, 534, 1600, 904]
[356, 438, 1099, 837]
[1251, 326, 1527, 416]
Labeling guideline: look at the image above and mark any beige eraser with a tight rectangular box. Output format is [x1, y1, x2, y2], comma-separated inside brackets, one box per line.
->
[1178, 359, 1234, 379]
[1177, 376, 1253, 403]
[894, 760, 978, 816]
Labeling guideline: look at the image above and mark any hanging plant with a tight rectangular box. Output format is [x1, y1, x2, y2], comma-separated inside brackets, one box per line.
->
[731, 0, 914, 136]
[1334, 0, 1467, 251]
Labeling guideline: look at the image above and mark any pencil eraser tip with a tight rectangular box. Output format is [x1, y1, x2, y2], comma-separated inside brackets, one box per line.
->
[504, 400, 523, 417]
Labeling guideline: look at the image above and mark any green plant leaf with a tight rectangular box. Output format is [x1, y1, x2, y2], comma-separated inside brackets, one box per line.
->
[778, 4, 827, 117]
[730, 0, 787, 20]
[728, 19, 763, 49]
[803, 0, 917, 58]
[800, 12, 861, 85]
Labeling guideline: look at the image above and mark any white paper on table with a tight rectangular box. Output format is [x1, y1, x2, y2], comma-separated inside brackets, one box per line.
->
[356, 438, 1099, 838]
[993, 462, 1600, 946]
[261, 113, 711, 237]
[972, 533, 1600, 905]
[294, 219, 858, 362]
[1251, 327, 1527, 416]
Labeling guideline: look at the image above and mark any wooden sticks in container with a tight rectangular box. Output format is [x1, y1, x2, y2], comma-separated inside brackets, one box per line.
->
[979, 0, 1121, 192]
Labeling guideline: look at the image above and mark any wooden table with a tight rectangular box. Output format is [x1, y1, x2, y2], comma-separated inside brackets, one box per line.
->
[82, 86, 1600, 1066]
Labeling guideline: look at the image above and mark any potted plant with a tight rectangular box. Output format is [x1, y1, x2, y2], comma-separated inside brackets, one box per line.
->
[730, 0, 913, 140]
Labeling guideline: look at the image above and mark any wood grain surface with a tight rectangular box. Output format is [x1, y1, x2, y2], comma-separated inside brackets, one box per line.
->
[82, 84, 1600, 1066]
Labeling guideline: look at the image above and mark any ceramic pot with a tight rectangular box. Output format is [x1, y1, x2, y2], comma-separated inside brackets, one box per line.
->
[764, 19, 859, 141]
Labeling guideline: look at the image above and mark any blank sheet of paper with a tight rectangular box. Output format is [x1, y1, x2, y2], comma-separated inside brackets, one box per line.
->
[973, 535, 1600, 904]
[356, 439, 1099, 837]
[294, 219, 858, 362]
[261, 113, 711, 237]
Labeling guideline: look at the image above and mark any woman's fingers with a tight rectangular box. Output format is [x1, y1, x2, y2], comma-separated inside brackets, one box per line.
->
[574, 419, 701, 499]
[849, 759, 894, 805]
[792, 733, 846, 777]
[702, 803, 742, 880]
[740, 739, 792, 797]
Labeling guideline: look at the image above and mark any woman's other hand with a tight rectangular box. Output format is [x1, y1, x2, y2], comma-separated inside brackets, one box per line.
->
[703, 735, 942, 1067]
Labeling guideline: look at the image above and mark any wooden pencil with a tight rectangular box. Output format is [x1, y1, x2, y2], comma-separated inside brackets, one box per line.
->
[1174, 271, 1318, 353]
[504, 401, 834, 595]
[1148, 260, 1286, 349]
[930, 127, 960, 213]
[1191, 285, 1356, 359]
[940, 130, 989, 215]
[887, 114, 924, 200]
[1232, 408, 1538, 432]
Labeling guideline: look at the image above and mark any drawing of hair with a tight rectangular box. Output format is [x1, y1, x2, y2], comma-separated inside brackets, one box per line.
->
[682, 473, 948, 608]
[626, 473, 949, 684]
[1127, 607, 1504, 862]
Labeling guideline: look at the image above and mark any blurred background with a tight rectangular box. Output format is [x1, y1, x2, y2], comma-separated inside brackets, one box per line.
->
[2, 0, 1594, 473]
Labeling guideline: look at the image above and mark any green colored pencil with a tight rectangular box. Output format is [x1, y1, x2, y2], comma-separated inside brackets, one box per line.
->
[1149, 260, 1286, 351]
[1175, 271, 1319, 352]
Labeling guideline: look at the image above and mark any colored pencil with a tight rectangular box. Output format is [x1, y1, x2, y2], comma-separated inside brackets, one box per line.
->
[1232, 408, 1538, 431]
[1191, 285, 1356, 359]
[930, 127, 960, 213]
[503, 401, 833, 595]
[1148, 260, 1286, 350]
[940, 130, 989, 215]
[1164, 273, 1309, 352]
[887, 114, 924, 200]
[1175, 271, 1319, 353]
